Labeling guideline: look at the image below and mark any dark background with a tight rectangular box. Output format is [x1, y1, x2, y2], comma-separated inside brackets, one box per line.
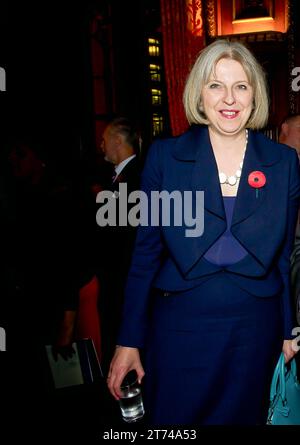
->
[1, 2, 300, 440]
[0, 3, 79, 436]
[4, 2, 78, 176]
[0, 2, 8, 148]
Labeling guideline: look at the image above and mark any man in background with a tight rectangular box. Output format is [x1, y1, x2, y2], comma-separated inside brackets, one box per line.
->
[279, 114, 300, 157]
[282, 115, 300, 355]
[97, 117, 141, 374]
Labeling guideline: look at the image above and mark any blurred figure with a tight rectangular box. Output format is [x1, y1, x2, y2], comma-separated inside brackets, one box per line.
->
[97, 117, 141, 375]
[76, 274, 102, 361]
[282, 116, 300, 340]
[279, 114, 300, 157]
[100, 117, 141, 172]
[9, 140, 47, 183]
[8, 137, 77, 385]
[291, 223, 300, 326]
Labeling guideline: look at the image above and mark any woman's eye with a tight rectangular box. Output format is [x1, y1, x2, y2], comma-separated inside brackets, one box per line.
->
[237, 84, 247, 90]
[208, 83, 221, 89]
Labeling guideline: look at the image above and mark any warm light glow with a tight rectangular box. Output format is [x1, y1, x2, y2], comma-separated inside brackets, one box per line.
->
[232, 17, 274, 24]
[152, 89, 162, 95]
[150, 64, 161, 70]
[152, 114, 164, 136]
[148, 38, 160, 56]
[151, 89, 162, 105]
[150, 64, 161, 82]
[148, 38, 160, 45]
[232, 18, 278, 34]
[218, 0, 287, 35]
[186, 0, 203, 37]
[148, 45, 160, 57]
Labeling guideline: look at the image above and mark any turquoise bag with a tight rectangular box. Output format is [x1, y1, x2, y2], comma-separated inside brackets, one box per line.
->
[267, 353, 300, 425]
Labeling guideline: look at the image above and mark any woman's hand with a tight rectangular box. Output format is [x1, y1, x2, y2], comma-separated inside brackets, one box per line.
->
[282, 339, 298, 363]
[107, 346, 145, 400]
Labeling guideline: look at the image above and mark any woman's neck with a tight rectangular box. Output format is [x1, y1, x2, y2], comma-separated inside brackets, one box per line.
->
[208, 126, 249, 197]
[208, 126, 247, 154]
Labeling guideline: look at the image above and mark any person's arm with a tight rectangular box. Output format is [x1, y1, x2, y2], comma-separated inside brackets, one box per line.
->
[107, 140, 166, 395]
[116, 140, 166, 348]
[52, 310, 77, 361]
[50, 184, 79, 360]
[278, 149, 300, 361]
[51, 252, 78, 361]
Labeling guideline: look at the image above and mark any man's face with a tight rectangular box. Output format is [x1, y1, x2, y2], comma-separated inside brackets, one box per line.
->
[283, 117, 300, 153]
[100, 125, 119, 164]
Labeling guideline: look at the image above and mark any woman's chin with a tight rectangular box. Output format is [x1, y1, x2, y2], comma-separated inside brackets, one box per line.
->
[212, 123, 246, 136]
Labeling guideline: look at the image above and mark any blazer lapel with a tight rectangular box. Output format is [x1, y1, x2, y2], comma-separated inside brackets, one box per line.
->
[231, 130, 280, 227]
[173, 125, 226, 221]
[172, 127, 281, 228]
[192, 127, 226, 220]
[170, 126, 226, 276]
[231, 130, 266, 227]
[169, 127, 281, 278]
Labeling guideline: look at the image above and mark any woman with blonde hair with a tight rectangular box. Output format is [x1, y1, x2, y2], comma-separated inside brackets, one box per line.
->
[107, 39, 300, 425]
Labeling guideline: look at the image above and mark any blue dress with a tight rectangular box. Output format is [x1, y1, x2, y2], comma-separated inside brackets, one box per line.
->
[143, 197, 282, 425]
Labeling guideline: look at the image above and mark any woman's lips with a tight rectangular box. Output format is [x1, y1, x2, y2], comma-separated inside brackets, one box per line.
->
[219, 110, 240, 119]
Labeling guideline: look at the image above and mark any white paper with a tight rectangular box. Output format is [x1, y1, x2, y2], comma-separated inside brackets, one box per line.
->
[45, 343, 84, 389]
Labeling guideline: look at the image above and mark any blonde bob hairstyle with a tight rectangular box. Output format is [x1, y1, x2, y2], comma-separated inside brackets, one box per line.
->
[183, 39, 269, 129]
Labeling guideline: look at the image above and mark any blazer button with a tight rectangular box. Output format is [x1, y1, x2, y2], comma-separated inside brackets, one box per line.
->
[163, 291, 170, 297]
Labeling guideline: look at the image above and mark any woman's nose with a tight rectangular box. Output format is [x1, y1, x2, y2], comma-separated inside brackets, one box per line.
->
[223, 87, 235, 105]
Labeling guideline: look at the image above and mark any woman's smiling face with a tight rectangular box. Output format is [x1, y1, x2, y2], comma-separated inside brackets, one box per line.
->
[201, 57, 254, 136]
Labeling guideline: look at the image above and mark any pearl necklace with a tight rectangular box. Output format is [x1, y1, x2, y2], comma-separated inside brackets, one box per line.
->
[218, 129, 248, 186]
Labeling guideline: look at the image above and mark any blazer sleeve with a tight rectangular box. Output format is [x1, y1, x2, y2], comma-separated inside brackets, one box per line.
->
[117, 140, 165, 348]
[278, 149, 300, 338]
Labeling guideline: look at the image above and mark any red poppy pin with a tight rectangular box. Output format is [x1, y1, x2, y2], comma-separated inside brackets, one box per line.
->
[248, 171, 266, 198]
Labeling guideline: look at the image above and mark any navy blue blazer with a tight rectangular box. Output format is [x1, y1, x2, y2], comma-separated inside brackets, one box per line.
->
[118, 125, 300, 347]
